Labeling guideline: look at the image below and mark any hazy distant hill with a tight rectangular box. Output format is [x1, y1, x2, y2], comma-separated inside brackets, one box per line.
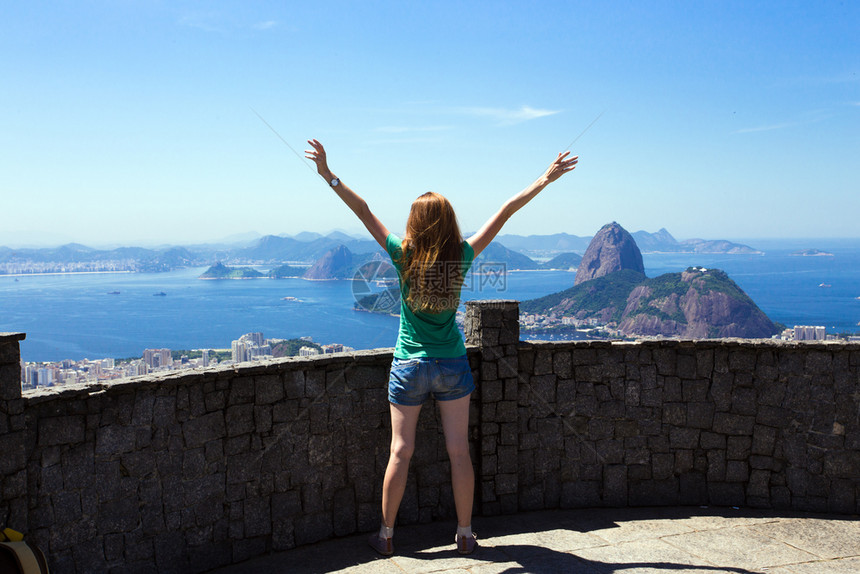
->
[474, 242, 540, 270]
[539, 252, 582, 270]
[236, 234, 380, 263]
[494, 233, 592, 255]
[632, 228, 761, 254]
[0, 228, 762, 275]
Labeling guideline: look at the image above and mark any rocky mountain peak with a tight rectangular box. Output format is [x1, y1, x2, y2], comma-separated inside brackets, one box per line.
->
[303, 244, 354, 280]
[574, 222, 645, 286]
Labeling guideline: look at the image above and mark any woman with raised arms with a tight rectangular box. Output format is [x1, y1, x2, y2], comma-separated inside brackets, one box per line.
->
[305, 139, 577, 556]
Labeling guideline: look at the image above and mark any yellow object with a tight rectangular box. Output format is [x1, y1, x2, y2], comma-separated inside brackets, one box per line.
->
[1, 528, 25, 542]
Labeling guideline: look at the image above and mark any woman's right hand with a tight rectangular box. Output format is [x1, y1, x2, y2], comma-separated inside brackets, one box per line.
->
[305, 139, 333, 180]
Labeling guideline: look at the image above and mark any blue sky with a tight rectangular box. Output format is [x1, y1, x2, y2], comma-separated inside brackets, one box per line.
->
[2, 1, 857, 247]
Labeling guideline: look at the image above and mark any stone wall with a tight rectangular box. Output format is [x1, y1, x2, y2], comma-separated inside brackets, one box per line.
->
[513, 339, 860, 514]
[1, 302, 858, 572]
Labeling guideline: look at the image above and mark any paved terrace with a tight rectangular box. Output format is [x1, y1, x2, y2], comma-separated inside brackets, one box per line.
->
[211, 506, 860, 573]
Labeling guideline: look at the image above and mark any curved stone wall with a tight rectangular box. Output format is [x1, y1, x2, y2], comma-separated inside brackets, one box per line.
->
[1, 303, 858, 572]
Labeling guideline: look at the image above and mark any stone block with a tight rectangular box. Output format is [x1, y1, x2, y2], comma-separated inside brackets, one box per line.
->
[652, 453, 674, 480]
[726, 460, 749, 482]
[731, 387, 757, 415]
[496, 400, 517, 422]
[254, 375, 284, 404]
[99, 496, 140, 534]
[497, 356, 518, 378]
[686, 402, 715, 429]
[629, 479, 680, 506]
[713, 412, 755, 435]
[603, 464, 628, 506]
[805, 350, 833, 374]
[561, 480, 601, 508]
[708, 482, 745, 506]
[756, 405, 792, 428]
[675, 450, 694, 473]
[226, 404, 254, 437]
[727, 436, 752, 460]
[707, 450, 726, 482]
[669, 427, 700, 449]
[39, 415, 85, 446]
[677, 353, 697, 380]
[824, 450, 860, 479]
[183, 411, 226, 449]
[227, 377, 255, 406]
[728, 349, 756, 372]
[553, 350, 572, 378]
[495, 473, 518, 495]
[498, 445, 518, 473]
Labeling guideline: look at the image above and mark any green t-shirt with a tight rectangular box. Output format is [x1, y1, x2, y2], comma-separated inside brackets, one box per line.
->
[385, 233, 475, 359]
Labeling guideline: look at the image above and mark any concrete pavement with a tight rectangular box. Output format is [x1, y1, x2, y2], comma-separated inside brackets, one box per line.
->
[209, 506, 860, 573]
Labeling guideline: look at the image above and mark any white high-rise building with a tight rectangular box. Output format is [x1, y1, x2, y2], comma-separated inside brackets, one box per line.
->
[794, 326, 826, 341]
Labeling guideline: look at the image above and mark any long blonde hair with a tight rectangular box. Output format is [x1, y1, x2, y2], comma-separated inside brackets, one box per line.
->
[400, 192, 465, 313]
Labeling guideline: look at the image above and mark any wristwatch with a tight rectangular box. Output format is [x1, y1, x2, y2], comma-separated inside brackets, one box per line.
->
[329, 177, 340, 187]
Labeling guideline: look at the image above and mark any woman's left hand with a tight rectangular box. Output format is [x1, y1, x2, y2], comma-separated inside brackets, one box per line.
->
[543, 151, 579, 184]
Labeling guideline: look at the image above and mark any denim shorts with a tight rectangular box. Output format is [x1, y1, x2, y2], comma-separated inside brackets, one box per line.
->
[388, 355, 475, 406]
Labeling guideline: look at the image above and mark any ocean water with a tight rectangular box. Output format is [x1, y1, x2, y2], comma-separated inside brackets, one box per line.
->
[2, 245, 859, 363]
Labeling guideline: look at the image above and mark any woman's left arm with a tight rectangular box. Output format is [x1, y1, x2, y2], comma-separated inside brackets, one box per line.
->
[305, 139, 390, 249]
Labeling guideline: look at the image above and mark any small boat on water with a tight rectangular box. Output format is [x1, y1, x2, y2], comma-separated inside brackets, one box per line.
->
[153, 292, 166, 297]
[107, 291, 121, 295]
[819, 283, 832, 288]
[282, 296, 301, 302]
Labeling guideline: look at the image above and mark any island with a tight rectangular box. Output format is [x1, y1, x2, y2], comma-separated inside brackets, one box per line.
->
[199, 262, 265, 280]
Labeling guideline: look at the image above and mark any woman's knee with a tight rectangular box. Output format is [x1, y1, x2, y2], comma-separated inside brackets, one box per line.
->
[390, 440, 415, 462]
[445, 439, 471, 461]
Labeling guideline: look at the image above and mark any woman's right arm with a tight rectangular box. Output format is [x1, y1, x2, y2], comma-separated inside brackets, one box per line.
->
[467, 152, 578, 257]
[305, 139, 390, 249]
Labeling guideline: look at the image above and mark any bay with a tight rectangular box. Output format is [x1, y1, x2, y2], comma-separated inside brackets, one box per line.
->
[2, 243, 859, 363]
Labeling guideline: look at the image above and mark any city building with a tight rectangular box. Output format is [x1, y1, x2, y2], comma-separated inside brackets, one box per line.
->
[143, 348, 172, 369]
[793, 325, 826, 341]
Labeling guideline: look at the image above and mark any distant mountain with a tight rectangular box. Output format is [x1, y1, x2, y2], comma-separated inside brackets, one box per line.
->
[575, 222, 645, 286]
[237, 234, 380, 263]
[632, 228, 761, 254]
[631, 228, 679, 252]
[268, 263, 306, 278]
[199, 263, 264, 280]
[302, 245, 381, 280]
[522, 267, 778, 338]
[523, 222, 777, 339]
[494, 233, 592, 255]
[474, 242, 540, 270]
[539, 252, 582, 270]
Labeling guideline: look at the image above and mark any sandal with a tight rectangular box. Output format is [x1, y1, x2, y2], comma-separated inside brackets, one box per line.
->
[368, 533, 394, 556]
[455, 532, 478, 555]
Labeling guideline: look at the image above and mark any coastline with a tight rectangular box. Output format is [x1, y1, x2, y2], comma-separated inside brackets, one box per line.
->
[1, 270, 134, 278]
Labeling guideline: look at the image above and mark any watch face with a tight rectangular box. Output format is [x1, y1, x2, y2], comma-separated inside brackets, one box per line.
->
[331, 178, 340, 187]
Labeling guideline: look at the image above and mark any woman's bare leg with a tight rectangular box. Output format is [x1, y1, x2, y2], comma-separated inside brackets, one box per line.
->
[438, 394, 474, 528]
[382, 402, 422, 528]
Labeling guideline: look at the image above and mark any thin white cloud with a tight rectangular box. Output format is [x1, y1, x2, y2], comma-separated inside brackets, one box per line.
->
[179, 14, 279, 33]
[460, 105, 560, 125]
[179, 13, 224, 33]
[375, 126, 452, 134]
[734, 122, 796, 134]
